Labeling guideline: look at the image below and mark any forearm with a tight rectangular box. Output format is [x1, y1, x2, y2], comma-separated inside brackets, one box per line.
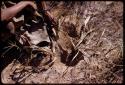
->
[1, 1, 32, 21]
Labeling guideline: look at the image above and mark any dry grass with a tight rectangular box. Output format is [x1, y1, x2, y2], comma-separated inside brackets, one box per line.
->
[1, 1, 123, 84]
[49, 1, 123, 84]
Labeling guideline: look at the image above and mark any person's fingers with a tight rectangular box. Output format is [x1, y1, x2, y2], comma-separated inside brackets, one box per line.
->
[27, 1, 37, 10]
[21, 1, 37, 10]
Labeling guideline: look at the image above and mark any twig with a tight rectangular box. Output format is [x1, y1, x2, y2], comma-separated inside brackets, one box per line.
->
[71, 50, 79, 63]
[61, 66, 69, 78]
[70, 38, 75, 48]
[105, 46, 118, 57]
[86, 32, 96, 45]
[75, 28, 97, 49]
[96, 28, 105, 45]
[84, 16, 91, 27]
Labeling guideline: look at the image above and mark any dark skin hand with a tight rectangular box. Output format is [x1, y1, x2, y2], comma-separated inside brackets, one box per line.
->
[1, 1, 56, 44]
[1, 1, 37, 21]
[1, 1, 37, 33]
[1, 1, 56, 33]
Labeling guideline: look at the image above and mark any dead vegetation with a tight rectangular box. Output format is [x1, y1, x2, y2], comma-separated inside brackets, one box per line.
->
[1, 1, 123, 84]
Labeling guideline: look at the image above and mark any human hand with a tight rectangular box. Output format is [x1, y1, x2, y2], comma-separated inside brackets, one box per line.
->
[24, 1, 37, 10]
[1, 1, 37, 21]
